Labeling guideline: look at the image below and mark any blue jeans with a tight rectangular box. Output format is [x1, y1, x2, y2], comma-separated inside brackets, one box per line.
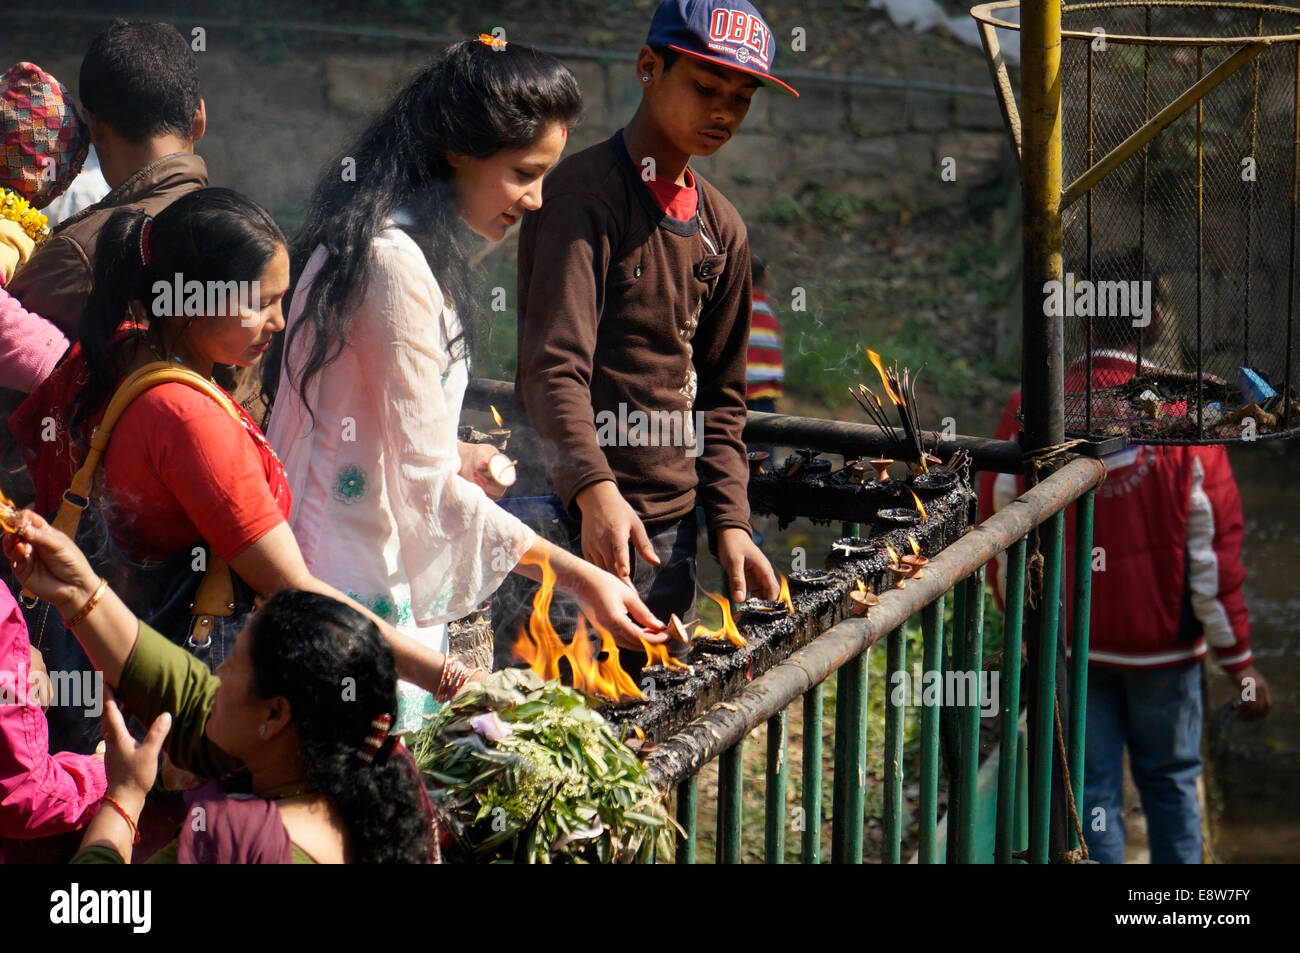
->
[1082, 661, 1204, 864]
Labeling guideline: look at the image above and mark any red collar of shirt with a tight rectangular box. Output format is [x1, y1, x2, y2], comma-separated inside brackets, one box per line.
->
[645, 167, 698, 221]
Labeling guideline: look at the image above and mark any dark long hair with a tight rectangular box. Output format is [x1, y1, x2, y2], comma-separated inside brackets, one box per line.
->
[248, 589, 434, 864]
[265, 38, 583, 415]
[72, 187, 286, 434]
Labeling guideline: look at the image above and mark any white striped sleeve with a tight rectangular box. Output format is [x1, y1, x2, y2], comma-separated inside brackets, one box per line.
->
[1186, 456, 1238, 649]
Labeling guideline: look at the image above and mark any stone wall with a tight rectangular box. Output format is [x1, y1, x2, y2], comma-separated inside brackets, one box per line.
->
[2, 37, 1014, 224]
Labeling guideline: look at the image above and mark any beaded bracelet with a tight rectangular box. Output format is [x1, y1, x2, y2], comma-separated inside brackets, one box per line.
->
[101, 794, 141, 845]
[63, 578, 108, 628]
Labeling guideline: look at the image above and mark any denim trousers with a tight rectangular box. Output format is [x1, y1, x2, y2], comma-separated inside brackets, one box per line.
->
[1082, 660, 1204, 864]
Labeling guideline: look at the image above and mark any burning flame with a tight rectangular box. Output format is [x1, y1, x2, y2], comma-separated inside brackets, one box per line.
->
[489, 405, 504, 428]
[856, 579, 867, 594]
[884, 542, 901, 565]
[908, 535, 922, 557]
[639, 638, 691, 672]
[778, 575, 793, 613]
[0, 488, 19, 534]
[865, 348, 903, 405]
[512, 550, 645, 702]
[693, 590, 747, 647]
[909, 489, 928, 522]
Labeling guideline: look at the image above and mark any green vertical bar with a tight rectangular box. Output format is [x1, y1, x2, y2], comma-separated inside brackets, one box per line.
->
[801, 684, 823, 865]
[1030, 510, 1065, 864]
[919, 596, 945, 863]
[997, 537, 1027, 864]
[946, 577, 969, 865]
[1068, 491, 1095, 850]
[717, 741, 744, 864]
[842, 521, 862, 538]
[675, 776, 697, 865]
[832, 655, 866, 863]
[958, 566, 986, 863]
[848, 652, 868, 864]
[1015, 723, 1030, 861]
[884, 626, 906, 863]
[831, 665, 850, 861]
[765, 711, 789, 863]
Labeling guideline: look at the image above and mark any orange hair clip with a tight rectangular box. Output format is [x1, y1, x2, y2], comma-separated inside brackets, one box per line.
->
[478, 33, 507, 50]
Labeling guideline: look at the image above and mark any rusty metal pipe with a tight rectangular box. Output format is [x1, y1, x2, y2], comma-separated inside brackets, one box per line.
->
[643, 457, 1107, 790]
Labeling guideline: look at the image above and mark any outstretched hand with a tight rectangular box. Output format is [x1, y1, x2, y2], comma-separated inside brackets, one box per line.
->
[101, 688, 171, 802]
[575, 480, 660, 588]
[3, 510, 100, 614]
[716, 527, 779, 605]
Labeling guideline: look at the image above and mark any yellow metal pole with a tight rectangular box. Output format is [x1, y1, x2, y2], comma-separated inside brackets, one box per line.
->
[1020, 0, 1063, 458]
[1019, 0, 1068, 865]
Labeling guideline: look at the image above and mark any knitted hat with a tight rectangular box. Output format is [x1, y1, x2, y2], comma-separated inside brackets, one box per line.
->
[1, 61, 90, 208]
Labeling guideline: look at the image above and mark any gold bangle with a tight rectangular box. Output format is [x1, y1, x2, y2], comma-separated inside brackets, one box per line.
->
[64, 577, 108, 628]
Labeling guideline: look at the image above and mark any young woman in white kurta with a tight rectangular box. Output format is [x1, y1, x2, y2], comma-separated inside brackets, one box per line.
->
[269, 221, 531, 727]
[265, 40, 666, 729]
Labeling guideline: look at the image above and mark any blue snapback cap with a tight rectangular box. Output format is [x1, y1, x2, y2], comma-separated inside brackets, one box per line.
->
[646, 0, 799, 97]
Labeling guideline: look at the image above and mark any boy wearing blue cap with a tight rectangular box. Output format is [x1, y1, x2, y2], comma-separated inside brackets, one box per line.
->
[497, 1, 795, 667]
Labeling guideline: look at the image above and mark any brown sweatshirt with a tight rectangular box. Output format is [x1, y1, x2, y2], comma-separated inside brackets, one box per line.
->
[515, 131, 752, 536]
[7, 153, 208, 338]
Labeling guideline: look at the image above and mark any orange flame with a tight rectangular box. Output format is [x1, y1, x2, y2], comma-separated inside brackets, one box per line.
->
[778, 574, 793, 613]
[856, 579, 867, 593]
[0, 489, 19, 534]
[908, 535, 921, 557]
[909, 490, 928, 522]
[640, 638, 691, 671]
[884, 542, 901, 565]
[694, 590, 747, 647]
[489, 405, 504, 428]
[865, 348, 903, 405]
[512, 549, 644, 702]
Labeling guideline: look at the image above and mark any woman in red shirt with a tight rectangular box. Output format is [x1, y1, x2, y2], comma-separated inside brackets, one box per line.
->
[13, 189, 463, 752]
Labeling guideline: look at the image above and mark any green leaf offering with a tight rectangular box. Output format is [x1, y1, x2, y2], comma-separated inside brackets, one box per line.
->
[409, 669, 677, 863]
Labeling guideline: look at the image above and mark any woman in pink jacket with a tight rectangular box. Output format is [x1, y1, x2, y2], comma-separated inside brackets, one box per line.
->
[0, 583, 105, 859]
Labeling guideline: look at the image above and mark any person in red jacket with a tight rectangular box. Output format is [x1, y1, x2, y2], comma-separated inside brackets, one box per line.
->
[979, 251, 1271, 863]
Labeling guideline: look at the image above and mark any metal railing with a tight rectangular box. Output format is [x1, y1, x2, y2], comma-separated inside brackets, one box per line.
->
[648, 457, 1103, 864]
[462, 381, 1106, 863]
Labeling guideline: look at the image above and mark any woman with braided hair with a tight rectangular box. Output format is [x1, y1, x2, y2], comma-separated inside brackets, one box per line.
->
[5, 509, 435, 863]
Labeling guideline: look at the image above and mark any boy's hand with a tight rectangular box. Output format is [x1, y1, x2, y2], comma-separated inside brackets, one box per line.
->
[716, 527, 779, 604]
[574, 480, 660, 587]
[1232, 664, 1271, 721]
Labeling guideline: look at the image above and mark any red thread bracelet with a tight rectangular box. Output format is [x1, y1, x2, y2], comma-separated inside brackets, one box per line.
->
[101, 794, 141, 845]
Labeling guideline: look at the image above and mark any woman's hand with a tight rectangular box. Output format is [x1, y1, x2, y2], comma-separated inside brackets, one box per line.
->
[457, 442, 512, 501]
[3, 510, 100, 615]
[565, 559, 668, 652]
[101, 688, 171, 803]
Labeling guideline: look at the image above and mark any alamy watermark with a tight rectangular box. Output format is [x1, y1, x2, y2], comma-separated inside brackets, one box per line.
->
[594, 403, 706, 458]
[1042, 272, 1152, 328]
[1, 668, 103, 717]
[152, 273, 263, 326]
[889, 665, 1000, 717]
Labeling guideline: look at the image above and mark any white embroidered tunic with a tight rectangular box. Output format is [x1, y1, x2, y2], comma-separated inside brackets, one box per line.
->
[267, 224, 535, 727]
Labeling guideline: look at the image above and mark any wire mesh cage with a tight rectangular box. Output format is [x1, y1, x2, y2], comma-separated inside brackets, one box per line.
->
[973, 1, 1300, 444]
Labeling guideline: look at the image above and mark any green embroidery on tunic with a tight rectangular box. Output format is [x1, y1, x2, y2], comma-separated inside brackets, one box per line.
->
[333, 465, 366, 504]
[346, 590, 413, 625]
